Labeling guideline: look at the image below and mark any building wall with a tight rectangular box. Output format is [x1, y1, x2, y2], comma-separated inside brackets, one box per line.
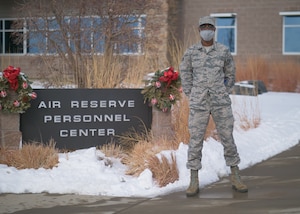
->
[1, 0, 300, 80]
[143, 0, 170, 68]
[0, 0, 171, 79]
[0, 0, 19, 17]
[179, 0, 300, 63]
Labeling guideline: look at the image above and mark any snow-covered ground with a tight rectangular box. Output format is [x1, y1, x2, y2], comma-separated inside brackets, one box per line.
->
[0, 92, 300, 197]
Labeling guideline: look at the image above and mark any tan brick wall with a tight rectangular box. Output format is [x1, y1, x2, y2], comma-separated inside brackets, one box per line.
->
[179, 0, 300, 63]
[0, 113, 21, 149]
[144, 0, 170, 68]
[0, 0, 20, 17]
[151, 107, 174, 139]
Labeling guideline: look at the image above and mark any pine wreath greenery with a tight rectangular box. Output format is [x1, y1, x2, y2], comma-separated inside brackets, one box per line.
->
[142, 67, 182, 112]
[0, 66, 37, 114]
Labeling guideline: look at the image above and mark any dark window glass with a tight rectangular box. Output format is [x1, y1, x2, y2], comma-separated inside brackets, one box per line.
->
[284, 16, 300, 53]
[0, 20, 24, 54]
[215, 17, 236, 53]
[5, 32, 23, 53]
[28, 31, 46, 53]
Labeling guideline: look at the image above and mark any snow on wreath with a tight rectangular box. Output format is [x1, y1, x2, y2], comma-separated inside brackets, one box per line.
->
[0, 66, 37, 114]
[142, 66, 182, 112]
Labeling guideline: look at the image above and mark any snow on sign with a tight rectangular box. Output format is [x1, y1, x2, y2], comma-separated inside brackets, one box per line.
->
[20, 89, 152, 150]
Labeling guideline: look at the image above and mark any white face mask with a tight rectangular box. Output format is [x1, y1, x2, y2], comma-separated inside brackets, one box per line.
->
[200, 30, 215, 41]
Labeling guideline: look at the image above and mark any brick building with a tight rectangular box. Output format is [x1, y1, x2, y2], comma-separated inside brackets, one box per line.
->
[1, 0, 300, 81]
[177, 0, 300, 63]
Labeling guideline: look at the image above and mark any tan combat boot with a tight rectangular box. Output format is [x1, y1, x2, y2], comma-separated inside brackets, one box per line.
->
[230, 166, 248, 193]
[186, 169, 199, 197]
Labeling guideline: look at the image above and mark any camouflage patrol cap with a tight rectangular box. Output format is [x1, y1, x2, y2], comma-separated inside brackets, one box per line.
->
[199, 16, 215, 27]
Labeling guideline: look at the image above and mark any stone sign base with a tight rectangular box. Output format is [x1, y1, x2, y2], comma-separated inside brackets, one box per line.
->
[151, 107, 174, 139]
[0, 112, 21, 150]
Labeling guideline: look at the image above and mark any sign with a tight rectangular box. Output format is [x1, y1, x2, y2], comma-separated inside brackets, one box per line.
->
[20, 89, 152, 150]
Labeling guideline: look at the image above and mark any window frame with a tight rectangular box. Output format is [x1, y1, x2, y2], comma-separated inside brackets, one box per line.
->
[1, 15, 146, 56]
[279, 11, 300, 55]
[0, 18, 27, 55]
[210, 13, 237, 55]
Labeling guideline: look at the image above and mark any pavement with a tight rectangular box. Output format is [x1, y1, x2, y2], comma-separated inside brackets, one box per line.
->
[1, 142, 300, 214]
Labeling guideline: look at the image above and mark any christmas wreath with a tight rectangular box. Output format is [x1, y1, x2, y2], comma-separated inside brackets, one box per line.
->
[142, 66, 182, 112]
[0, 66, 37, 114]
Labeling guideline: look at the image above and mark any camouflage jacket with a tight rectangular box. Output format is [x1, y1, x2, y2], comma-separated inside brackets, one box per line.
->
[179, 41, 235, 109]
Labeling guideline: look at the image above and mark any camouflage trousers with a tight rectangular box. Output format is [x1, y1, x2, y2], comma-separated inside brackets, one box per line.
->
[186, 102, 240, 170]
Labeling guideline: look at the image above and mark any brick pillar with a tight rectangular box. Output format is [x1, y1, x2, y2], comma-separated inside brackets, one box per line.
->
[151, 107, 174, 139]
[0, 112, 21, 149]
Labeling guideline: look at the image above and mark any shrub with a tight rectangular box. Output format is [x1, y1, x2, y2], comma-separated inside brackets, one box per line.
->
[148, 153, 179, 187]
[236, 57, 300, 92]
[0, 140, 58, 169]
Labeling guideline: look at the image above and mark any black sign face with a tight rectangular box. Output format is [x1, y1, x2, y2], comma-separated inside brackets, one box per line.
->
[20, 89, 152, 150]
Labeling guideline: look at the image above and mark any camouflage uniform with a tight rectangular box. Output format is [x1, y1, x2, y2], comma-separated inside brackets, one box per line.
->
[180, 41, 240, 170]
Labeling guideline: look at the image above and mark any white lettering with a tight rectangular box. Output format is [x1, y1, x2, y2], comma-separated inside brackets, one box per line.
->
[63, 115, 72, 122]
[70, 129, 77, 137]
[59, 129, 115, 137]
[99, 100, 107, 107]
[70, 100, 135, 108]
[44, 115, 52, 123]
[52, 101, 61, 108]
[128, 100, 135, 107]
[98, 129, 105, 136]
[124, 114, 130, 121]
[79, 129, 88, 136]
[115, 114, 122, 121]
[81, 101, 88, 108]
[53, 115, 61, 123]
[90, 100, 98, 108]
[73, 115, 81, 122]
[43, 114, 131, 123]
[104, 115, 113, 122]
[94, 115, 101, 122]
[38, 101, 61, 109]
[108, 100, 116, 107]
[118, 100, 126, 107]
[82, 115, 92, 122]
[90, 129, 97, 136]
[60, 130, 68, 137]
[38, 101, 47, 108]
[71, 101, 79, 108]
[107, 129, 115, 135]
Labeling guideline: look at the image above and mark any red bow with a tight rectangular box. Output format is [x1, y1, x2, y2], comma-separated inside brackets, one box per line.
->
[3, 66, 20, 91]
[158, 67, 179, 88]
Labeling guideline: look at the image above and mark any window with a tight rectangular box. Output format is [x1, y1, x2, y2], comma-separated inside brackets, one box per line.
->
[280, 12, 300, 55]
[210, 13, 237, 54]
[1, 15, 146, 55]
[28, 17, 67, 54]
[113, 15, 146, 54]
[0, 19, 25, 54]
[28, 15, 146, 55]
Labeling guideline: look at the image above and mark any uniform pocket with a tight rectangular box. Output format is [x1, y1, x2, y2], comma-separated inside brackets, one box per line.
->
[189, 87, 207, 109]
[211, 92, 232, 106]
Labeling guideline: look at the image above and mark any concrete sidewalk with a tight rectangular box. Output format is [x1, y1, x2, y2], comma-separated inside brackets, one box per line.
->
[1, 142, 300, 214]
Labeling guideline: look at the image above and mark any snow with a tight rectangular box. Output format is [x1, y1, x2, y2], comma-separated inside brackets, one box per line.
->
[1, 92, 300, 197]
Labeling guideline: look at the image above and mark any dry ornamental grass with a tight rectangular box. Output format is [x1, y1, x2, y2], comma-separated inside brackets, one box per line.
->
[0, 140, 59, 170]
[148, 154, 179, 187]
